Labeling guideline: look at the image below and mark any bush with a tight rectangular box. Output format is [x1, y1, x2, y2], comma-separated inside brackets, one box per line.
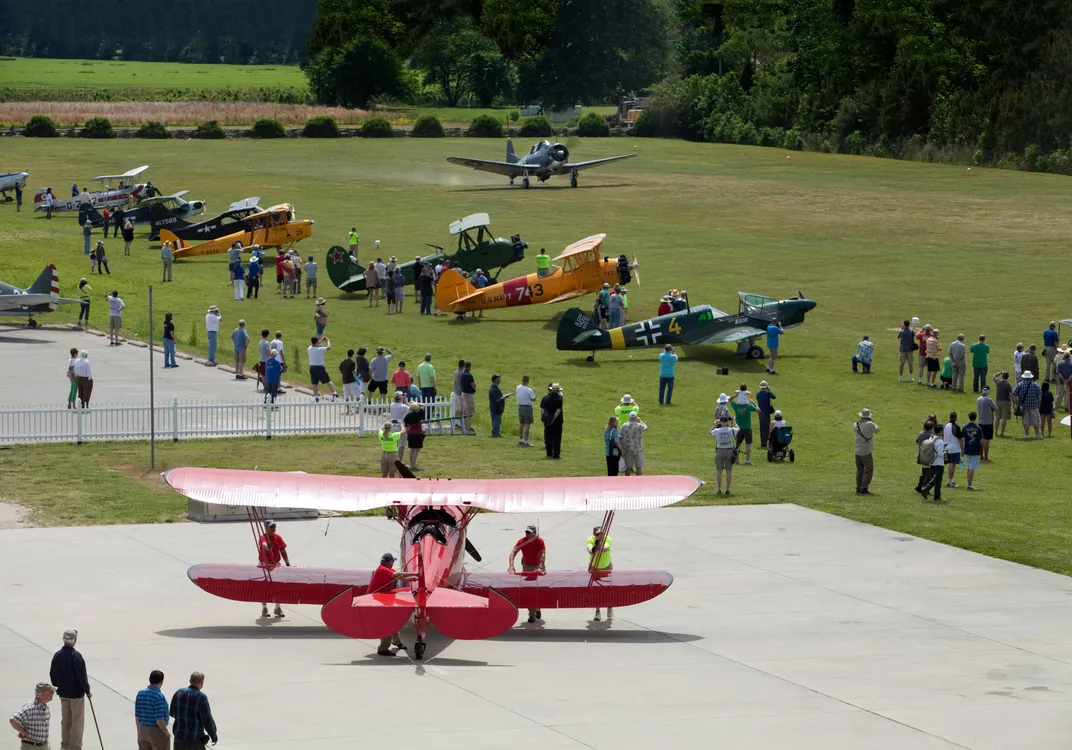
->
[576, 112, 610, 137]
[251, 118, 286, 138]
[519, 115, 553, 137]
[192, 120, 226, 139]
[135, 121, 170, 139]
[23, 114, 58, 138]
[631, 111, 655, 137]
[410, 114, 445, 138]
[302, 115, 340, 138]
[508, 109, 520, 122]
[360, 116, 393, 138]
[80, 116, 115, 138]
[467, 114, 504, 138]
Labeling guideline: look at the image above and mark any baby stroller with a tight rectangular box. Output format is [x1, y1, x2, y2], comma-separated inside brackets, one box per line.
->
[767, 425, 795, 462]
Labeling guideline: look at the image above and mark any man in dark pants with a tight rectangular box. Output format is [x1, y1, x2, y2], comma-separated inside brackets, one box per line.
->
[540, 383, 564, 458]
[169, 672, 218, 750]
[49, 629, 91, 750]
[112, 208, 124, 238]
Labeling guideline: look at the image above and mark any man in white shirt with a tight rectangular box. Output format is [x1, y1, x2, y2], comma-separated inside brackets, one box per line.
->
[853, 408, 879, 495]
[948, 333, 968, 393]
[73, 350, 94, 408]
[205, 305, 222, 365]
[304, 256, 318, 298]
[307, 336, 336, 402]
[389, 391, 410, 461]
[711, 416, 739, 496]
[921, 423, 945, 501]
[515, 375, 537, 447]
[271, 331, 286, 373]
[106, 291, 125, 345]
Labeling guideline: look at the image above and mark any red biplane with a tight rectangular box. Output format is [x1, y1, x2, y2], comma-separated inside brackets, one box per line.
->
[163, 467, 702, 659]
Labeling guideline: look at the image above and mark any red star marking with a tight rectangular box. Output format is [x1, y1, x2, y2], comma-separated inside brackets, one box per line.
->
[329, 249, 345, 263]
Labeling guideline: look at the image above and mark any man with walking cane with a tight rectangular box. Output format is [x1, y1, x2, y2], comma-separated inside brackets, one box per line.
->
[49, 629, 90, 750]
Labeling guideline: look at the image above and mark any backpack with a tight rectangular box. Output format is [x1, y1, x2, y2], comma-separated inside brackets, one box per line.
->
[917, 436, 937, 465]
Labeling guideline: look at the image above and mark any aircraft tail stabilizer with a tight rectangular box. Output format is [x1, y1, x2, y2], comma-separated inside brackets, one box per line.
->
[159, 228, 185, 250]
[321, 587, 416, 639]
[27, 265, 56, 296]
[434, 268, 477, 311]
[556, 306, 607, 351]
[506, 139, 518, 164]
[427, 587, 518, 640]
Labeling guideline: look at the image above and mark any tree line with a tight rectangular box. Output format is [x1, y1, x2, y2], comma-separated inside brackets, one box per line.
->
[0, 0, 315, 65]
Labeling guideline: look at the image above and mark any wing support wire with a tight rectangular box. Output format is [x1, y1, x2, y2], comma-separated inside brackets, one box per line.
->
[246, 505, 276, 600]
[587, 509, 614, 578]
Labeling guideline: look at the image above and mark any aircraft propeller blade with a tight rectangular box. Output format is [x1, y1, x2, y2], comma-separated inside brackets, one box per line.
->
[464, 537, 483, 562]
[394, 460, 417, 480]
[631, 240, 641, 287]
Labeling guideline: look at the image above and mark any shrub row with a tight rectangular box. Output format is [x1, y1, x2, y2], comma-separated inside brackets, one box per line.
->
[17, 113, 618, 140]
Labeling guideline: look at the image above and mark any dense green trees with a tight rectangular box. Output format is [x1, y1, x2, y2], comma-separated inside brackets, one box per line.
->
[0, 0, 314, 63]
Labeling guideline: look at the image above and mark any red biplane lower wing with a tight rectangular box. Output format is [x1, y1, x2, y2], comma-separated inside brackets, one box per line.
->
[426, 588, 518, 640]
[188, 564, 372, 606]
[462, 570, 673, 610]
[321, 589, 417, 639]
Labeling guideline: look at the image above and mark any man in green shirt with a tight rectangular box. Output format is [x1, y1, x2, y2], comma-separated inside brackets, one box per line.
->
[416, 353, 436, 400]
[586, 526, 613, 621]
[970, 334, 990, 393]
[535, 249, 552, 278]
[348, 227, 360, 263]
[731, 387, 759, 465]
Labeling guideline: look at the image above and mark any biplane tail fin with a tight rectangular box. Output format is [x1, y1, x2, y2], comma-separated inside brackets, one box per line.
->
[556, 306, 609, 351]
[506, 139, 518, 164]
[159, 228, 185, 251]
[434, 268, 478, 312]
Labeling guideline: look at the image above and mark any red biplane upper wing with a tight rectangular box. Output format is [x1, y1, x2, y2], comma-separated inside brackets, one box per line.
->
[463, 570, 673, 610]
[163, 470, 702, 513]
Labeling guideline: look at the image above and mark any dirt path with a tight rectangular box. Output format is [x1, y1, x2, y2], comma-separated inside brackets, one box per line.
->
[0, 501, 32, 528]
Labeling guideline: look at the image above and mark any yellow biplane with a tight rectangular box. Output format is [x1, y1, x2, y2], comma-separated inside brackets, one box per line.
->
[161, 204, 313, 259]
[435, 233, 634, 316]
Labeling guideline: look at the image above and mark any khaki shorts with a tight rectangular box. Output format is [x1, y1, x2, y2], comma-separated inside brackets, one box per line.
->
[461, 393, 475, 415]
[109, 315, 121, 332]
[235, 349, 246, 365]
[899, 351, 912, 365]
[518, 404, 534, 425]
[623, 451, 644, 472]
[997, 402, 1011, 419]
[715, 448, 735, 471]
[1022, 407, 1041, 427]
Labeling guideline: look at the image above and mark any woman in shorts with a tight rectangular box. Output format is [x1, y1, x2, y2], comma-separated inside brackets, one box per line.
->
[403, 401, 426, 470]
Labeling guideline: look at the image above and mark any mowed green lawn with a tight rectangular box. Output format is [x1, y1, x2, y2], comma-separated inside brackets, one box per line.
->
[2, 138, 1072, 574]
[0, 57, 307, 91]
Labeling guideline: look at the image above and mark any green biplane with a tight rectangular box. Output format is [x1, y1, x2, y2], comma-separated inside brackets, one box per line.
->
[326, 213, 528, 293]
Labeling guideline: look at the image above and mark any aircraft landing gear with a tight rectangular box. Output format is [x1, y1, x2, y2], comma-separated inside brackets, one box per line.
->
[27, 318, 37, 329]
[1, 194, 12, 203]
[522, 177, 530, 189]
[414, 637, 426, 660]
[570, 171, 578, 188]
[586, 350, 596, 363]
[746, 343, 764, 360]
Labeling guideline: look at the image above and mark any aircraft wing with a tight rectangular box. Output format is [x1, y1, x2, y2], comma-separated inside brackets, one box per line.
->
[463, 570, 673, 610]
[163, 469, 702, 513]
[693, 325, 768, 345]
[0, 294, 79, 311]
[92, 165, 149, 181]
[553, 154, 636, 174]
[188, 564, 374, 605]
[229, 197, 261, 211]
[446, 157, 525, 177]
[544, 289, 587, 305]
[137, 190, 188, 206]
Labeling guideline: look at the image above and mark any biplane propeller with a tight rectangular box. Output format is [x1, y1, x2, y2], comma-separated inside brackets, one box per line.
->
[163, 467, 701, 660]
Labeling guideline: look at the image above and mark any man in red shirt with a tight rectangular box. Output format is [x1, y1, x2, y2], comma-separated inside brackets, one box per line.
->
[258, 520, 291, 619]
[274, 251, 286, 294]
[367, 552, 417, 656]
[508, 525, 547, 623]
[915, 325, 932, 386]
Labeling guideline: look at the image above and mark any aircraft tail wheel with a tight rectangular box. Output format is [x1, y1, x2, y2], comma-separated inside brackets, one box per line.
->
[789, 449, 795, 463]
[2, 196, 11, 202]
[585, 355, 595, 363]
[746, 345, 764, 359]
[522, 177, 530, 189]
[414, 638, 426, 660]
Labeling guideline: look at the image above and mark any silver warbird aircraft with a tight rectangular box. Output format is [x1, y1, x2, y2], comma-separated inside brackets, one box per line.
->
[0, 171, 28, 202]
[0, 265, 80, 327]
[447, 139, 635, 188]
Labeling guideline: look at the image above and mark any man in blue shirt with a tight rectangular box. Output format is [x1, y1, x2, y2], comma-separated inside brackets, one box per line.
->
[765, 320, 784, 374]
[897, 320, 916, 382]
[658, 343, 678, 405]
[135, 670, 170, 750]
[231, 320, 249, 380]
[1043, 321, 1060, 382]
[246, 256, 261, 299]
[264, 348, 282, 405]
[170, 672, 218, 749]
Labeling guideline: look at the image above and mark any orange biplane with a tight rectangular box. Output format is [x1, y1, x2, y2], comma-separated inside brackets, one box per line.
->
[435, 233, 635, 317]
[161, 203, 313, 259]
[163, 466, 701, 660]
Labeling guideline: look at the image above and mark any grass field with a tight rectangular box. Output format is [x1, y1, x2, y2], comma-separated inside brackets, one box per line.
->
[0, 57, 308, 91]
[2, 138, 1072, 575]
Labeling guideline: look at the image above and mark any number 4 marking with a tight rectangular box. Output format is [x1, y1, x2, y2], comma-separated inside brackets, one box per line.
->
[668, 317, 682, 335]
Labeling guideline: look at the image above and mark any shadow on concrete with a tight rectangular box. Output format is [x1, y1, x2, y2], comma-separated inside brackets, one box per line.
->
[0, 334, 58, 345]
[157, 625, 343, 639]
[491, 626, 703, 644]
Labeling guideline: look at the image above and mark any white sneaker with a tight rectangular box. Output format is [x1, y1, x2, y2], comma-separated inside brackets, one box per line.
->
[966, 485, 977, 491]
[593, 610, 601, 622]
[910, 377, 915, 382]
[899, 376, 903, 381]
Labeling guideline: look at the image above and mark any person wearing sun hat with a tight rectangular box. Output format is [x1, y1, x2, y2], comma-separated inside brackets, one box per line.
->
[313, 297, 329, 337]
[756, 380, 777, 448]
[657, 295, 673, 317]
[714, 392, 732, 423]
[541, 383, 565, 458]
[1012, 370, 1043, 439]
[614, 394, 639, 423]
[854, 408, 879, 495]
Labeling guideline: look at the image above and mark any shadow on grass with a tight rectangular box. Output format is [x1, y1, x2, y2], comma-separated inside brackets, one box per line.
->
[448, 183, 634, 193]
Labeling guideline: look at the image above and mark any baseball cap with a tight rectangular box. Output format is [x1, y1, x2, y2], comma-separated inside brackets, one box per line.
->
[381, 552, 396, 563]
[264, 519, 276, 527]
[525, 524, 537, 534]
[62, 629, 78, 642]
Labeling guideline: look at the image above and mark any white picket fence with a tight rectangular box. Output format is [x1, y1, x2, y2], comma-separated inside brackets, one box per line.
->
[0, 396, 462, 445]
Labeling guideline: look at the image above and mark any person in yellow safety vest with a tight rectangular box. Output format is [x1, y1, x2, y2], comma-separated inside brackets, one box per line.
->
[586, 526, 614, 621]
[379, 421, 402, 478]
[348, 227, 360, 264]
[535, 249, 552, 278]
[614, 394, 639, 424]
[618, 286, 629, 325]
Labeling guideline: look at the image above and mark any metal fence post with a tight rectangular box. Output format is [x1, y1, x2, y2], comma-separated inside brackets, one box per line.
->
[172, 396, 179, 442]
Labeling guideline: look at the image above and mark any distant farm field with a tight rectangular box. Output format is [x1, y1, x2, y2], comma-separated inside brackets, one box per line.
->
[0, 57, 308, 93]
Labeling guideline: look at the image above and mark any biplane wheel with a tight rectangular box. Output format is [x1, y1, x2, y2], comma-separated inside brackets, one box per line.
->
[746, 345, 764, 360]
[414, 638, 426, 660]
[522, 177, 530, 189]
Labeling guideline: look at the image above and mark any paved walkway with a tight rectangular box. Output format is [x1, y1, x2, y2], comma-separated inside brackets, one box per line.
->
[0, 324, 298, 406]
[2, 504, 1071, 749]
